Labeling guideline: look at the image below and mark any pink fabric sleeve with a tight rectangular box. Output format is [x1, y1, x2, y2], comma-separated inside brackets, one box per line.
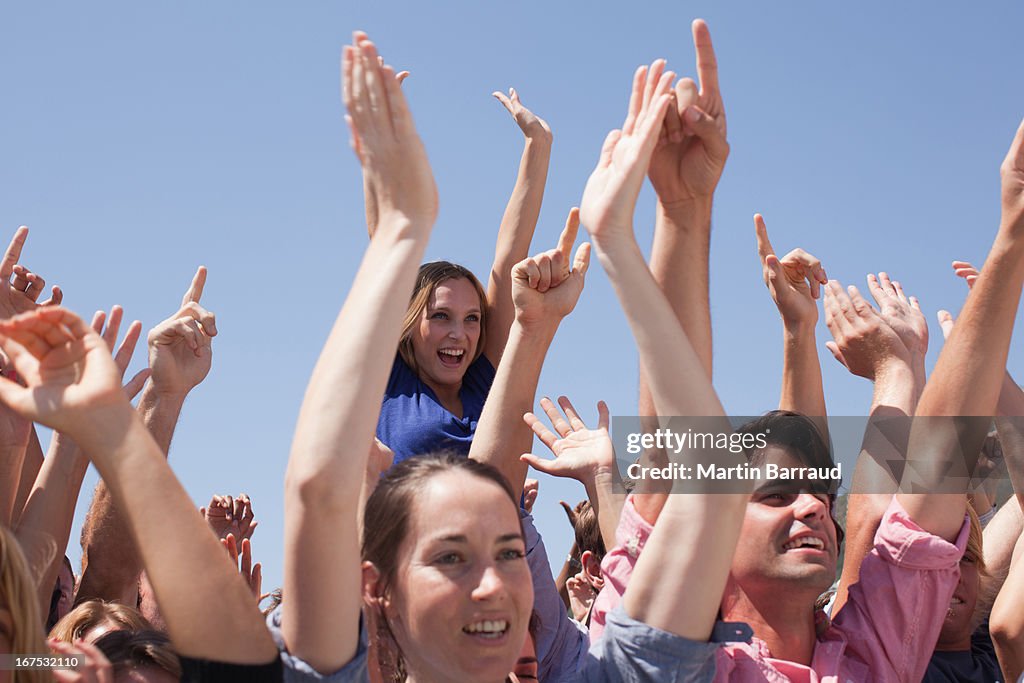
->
[832, 496, 969, 681]
[588, 495, 654, 642]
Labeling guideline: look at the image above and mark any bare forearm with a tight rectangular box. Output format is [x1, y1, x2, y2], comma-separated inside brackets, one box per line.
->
[0, 438, 28, 527]
[779, 321, 827, 440]
[485, 137, 552, 362]
[469, 320, 558, 496]
[646, 199, 713, 376]
[587, 470, 624, 551]
[137, 386, 186, 457]
[79, 406, 275, 662]
[12, 428, 43, 526]
[906, 237, 1024, 539]
[76, 480, 143, 605]
[15, 431, 88, 612]
[834, 361, 918, 613]
[284, 219, 431, 672]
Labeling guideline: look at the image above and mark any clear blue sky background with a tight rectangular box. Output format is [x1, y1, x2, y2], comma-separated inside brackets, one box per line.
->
[2, 2, 1023, 594]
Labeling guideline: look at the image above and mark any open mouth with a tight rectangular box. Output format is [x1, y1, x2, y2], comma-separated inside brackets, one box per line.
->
[463, 619, 509, 640]
[782, 536, 825, 551]
[438, 348, 465, 368]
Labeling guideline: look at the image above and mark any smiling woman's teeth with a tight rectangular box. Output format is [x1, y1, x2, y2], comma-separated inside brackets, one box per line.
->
[463, 620, 508, 638]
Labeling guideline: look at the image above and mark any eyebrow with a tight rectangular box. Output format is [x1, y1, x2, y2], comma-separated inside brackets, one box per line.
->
[427, 305, 482, 315]
[433, 533, 525, 544]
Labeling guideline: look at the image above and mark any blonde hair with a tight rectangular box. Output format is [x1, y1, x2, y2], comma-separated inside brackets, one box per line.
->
[49, 600, 151, 644]
[397, 262, 487, 374]
[0, 526, 49, 683]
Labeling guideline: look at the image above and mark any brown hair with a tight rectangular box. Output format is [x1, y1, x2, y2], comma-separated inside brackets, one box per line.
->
[361, 453, 520, 681]
[572, 500, 606, 560]
[49, 600, 152, 644]
[92, 629, 182, 679]
[737, 411, 845, 546]
[398, 262, 487, 373]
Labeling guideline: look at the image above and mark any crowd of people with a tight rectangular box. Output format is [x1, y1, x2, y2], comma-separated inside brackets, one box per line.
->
[1, 18, 1024, 682]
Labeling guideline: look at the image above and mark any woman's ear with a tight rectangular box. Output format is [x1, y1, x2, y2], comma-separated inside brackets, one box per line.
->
[362, 561, 387, 607]
[581, 550, 604, 591]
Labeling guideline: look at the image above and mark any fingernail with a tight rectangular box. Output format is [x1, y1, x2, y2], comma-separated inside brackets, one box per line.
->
[685, 107, 700, 123]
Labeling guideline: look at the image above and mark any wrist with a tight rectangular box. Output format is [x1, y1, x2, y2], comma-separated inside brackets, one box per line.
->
[510, 316, 559, 340]
[782, 318, 817, 338]
[873, 357, 916, 385]
[657, 194, 713, 216]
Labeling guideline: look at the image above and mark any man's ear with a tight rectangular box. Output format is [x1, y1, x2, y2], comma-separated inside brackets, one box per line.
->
[581, 550, 603, 591]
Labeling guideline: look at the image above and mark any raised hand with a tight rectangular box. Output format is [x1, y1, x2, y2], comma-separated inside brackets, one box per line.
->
[493, 88, 552, 141]
[201, 493, 258, 542]
[580, 60, 675, 241]
[511, 207, 591, 327]
[823, 280, 908, 380]
[222, 533, 264, 601]
[344, 34, 437, 228]
[1000, 118, 1024, 235]
[91, 306, 150, 400]
[864, 272, 928, 363]
[566, 571, 597, 622]
[754, 214, 826, 327]
[147, 267, 217, 398]
[647, 19, 728, 205]
[521, 397, 614, 485]
[952, 260, 981, 288]
[523, 478, 539, 513]
[0, 227, 62, 321]
[0, 308, 124, 435]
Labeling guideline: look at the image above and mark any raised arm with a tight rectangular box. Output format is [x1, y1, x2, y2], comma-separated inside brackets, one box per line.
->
[520, 398, 622, 548]
[281, 34, 437, 673]
[468, 207, 589, 496]
[754, 214, 829, 437]
[904, 118, 1024, 540]
[822, 274, 927, 614]
[634, 19, 728, 525]
[16, 306, 146, 614]
[579, 57, 746, 640]
[0, 307, 275, 663]
[0, 229, 62, 526]
[76, 269, 216, 606]
[482, 88, 553, 366]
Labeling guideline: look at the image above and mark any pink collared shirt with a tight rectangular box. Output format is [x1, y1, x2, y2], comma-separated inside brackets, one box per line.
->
[590, 496, 969, 682]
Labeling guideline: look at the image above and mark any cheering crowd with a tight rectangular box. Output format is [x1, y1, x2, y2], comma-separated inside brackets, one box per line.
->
[2, 18, 1024, 682]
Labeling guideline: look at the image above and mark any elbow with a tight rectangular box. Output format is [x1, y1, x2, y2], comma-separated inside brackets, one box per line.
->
[284, 465, 355, 514]
[991, 602, 1024, 650]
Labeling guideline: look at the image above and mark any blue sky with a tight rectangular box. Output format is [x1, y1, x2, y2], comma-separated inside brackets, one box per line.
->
[2, 2, 1023, 591]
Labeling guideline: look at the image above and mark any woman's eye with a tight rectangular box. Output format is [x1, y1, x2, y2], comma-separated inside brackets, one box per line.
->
[430, 312, 448, 320]
[499, 548, 526, 561]
[435, 552, 462, 565]
[466, 314, 480, 322]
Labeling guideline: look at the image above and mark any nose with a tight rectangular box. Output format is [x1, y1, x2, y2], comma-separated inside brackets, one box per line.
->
[794, 493, 827, 521]
[471, 564, 507, 602]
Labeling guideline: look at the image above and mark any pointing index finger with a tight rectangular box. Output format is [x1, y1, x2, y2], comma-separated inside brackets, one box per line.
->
[182, 266, 207, 306]
[557, 208, 580, 263]
[692, 19, 720, 99]
[753, 214, 775, 261]
[0, 227, 28, 282]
